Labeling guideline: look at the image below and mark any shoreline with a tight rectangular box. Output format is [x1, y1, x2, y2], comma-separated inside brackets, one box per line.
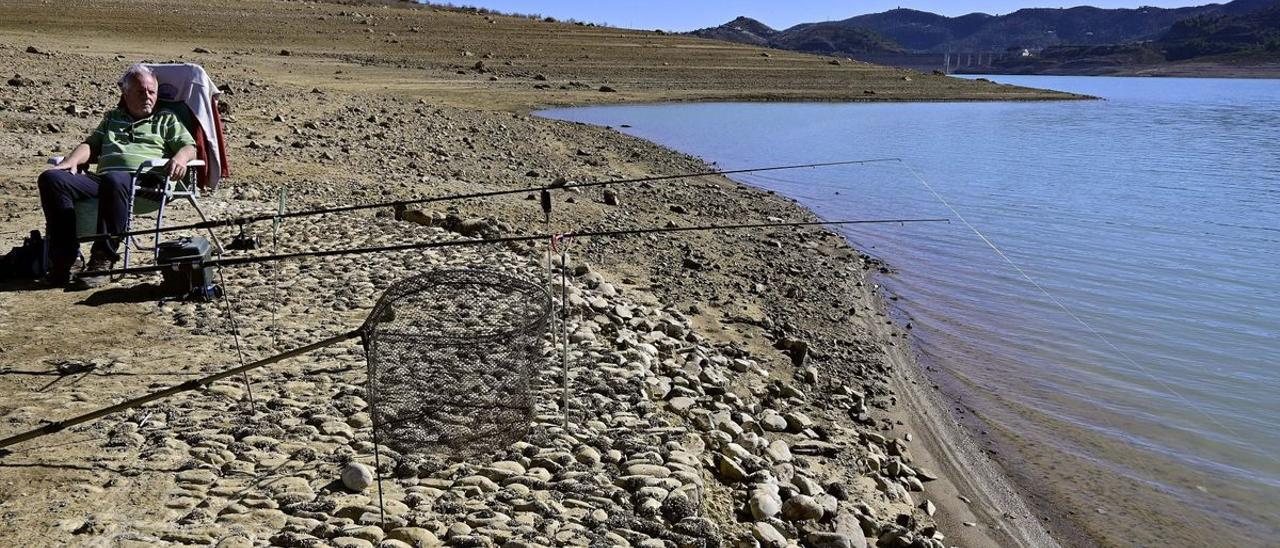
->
[878, 317, 1058, 548]
[954, 63, 1280, 79]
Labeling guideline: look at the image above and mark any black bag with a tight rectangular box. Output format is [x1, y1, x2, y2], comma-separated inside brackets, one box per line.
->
[0, 230, 49, 280]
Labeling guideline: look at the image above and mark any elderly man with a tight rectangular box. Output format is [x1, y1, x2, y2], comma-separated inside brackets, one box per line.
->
[38, 64, 196, 287]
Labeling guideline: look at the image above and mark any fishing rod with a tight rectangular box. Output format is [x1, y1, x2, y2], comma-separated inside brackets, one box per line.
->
[79, 217, 948, 279]
[75, 158, 902, 243]
[0, 331, 359, 451]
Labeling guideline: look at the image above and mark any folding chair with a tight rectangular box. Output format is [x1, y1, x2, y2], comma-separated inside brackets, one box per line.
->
[46, 63, 231, 272]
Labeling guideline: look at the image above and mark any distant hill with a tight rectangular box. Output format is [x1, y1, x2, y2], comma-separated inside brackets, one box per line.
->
[688, 16, 903, 55]
[688, 0, 1278, 54]
[981, 2, 1280, 73]
[1160, 3, 1280, 59]
[885, 5, 1227, 52]
[771, 21, 905, 54]
[824, 10, 994, 52]
[687, 0, 1280, 75]
[690, 16, 776, 47]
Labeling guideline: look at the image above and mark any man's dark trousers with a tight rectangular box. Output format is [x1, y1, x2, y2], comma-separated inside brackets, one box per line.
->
[37, 169, 133, 268]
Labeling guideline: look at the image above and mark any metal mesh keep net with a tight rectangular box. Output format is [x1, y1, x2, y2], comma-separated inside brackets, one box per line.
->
[359, 269, 551, 457]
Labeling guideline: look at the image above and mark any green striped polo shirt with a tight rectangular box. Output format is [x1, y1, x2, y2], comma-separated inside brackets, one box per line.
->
[84, 106, 196, 174]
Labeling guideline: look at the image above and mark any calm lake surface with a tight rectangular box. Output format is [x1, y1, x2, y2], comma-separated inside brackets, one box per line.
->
[541, 76, 1280, 542]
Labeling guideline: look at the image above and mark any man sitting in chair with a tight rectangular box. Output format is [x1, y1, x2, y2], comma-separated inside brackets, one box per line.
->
[38, 63, 196, 288]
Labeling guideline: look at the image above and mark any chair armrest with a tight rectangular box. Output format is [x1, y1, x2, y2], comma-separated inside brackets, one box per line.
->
[137, 158, 206, 197]
[139, 158, 168, 170]
[139, 158, 206, 169]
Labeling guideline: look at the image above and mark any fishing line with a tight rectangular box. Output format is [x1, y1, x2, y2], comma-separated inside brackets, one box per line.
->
[739, 171, 840, 188]
[72, 158, 903, 243]
[214, 267, 256, 413]
[898, 161, 1276, 465]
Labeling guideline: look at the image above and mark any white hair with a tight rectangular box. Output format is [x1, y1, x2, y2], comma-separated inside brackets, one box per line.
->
[118, 63, 155, 91]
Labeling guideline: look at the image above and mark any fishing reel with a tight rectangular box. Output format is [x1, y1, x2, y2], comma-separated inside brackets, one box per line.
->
[227, 233, 260, 251]
[226, 223, 261, 251]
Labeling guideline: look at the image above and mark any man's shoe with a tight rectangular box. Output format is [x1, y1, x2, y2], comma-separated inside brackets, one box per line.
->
[71, 257, 115, 290]
[40, 257, 75, 288]
[40, 270, 71, 288]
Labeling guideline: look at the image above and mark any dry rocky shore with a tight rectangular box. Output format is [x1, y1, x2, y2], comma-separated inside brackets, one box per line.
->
[1, 2, 1061, 547]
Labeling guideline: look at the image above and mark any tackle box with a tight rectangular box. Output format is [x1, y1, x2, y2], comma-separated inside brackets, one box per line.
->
[156, 237, 216, 299]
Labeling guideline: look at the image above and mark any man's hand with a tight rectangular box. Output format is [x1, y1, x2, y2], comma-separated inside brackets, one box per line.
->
[53, 143, 93, 173]
[164, 157, 189, 181]
[165, 144, 198, 181]
[52, 160, 78, 172]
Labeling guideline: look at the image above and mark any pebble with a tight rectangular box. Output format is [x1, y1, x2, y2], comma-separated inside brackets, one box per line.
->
[455, 475, 500, 493]
[752, 522, 788, 548]
[783, 411, 813, 433]
[481, 461, 526, 481]
[668, 396, 696, 413]
[214, 535, 255, 548]
[625, 463, 671, 478]
[573, 446, 601, 466]
[760, 410, 789, 432]
[177, 469, 218, 486]
[764, 440, 792, 463]
[388, 526, 438, 545]
[342, 462, 375, 492]
[718, 456, 748, 482]
[346, 525, 384, 543]
[271, 477, 315, 500]
[447, 522, 472, 539]
[805, 532, 855, 548]
[749, 491, 782, 520]
[782, 494, 824, 521]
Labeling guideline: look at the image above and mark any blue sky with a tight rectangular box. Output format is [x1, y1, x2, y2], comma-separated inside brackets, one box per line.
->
[437, 1, 1210, 31]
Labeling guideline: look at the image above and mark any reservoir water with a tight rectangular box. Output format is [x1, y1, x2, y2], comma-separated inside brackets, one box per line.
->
[540, 76, 1280, 545]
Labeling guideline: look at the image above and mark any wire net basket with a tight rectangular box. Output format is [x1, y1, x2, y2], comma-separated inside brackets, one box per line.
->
[360, 269, 551, 457]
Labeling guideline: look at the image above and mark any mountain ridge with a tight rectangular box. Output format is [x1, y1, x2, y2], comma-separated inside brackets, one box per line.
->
[688, 1, 1279, 57]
